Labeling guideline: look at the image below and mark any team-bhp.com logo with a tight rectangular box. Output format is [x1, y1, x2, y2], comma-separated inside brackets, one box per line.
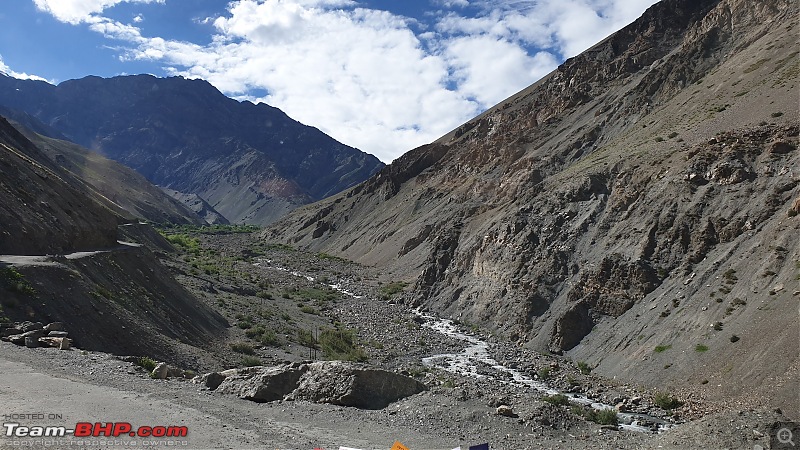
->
[4, 422, 188, 438]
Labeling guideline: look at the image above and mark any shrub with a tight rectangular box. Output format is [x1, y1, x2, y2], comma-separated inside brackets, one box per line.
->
[319, 327, 368, 362]
[537, 367, 551, 380]
[654, 392, 683, 410]
[259, 330, 279, 346]
[230, 342, 255, 355]
[712, 321, 723, 331]
[136, 356, 157, 372]
[771, 112, 784, 118]
[543, 394, 572, 406]
[730, 335, 740, 343]
[585, 408, 619, 426]
[654, 136, 665, 142]
[577, 361, 592, 375]
[379, 281, 408, 299]
[668, 132, 679, 139]
[0, 267, 36, 296]
[695, 344, 709, 353]
[654, 345, 672, 353]
[241, 356, 262, 367]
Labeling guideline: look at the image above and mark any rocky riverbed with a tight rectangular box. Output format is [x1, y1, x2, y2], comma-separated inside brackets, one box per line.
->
[1, 228, 793, 449]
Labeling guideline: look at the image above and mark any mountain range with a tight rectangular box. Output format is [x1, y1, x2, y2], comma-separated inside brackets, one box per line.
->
[0, 74, 384, 225]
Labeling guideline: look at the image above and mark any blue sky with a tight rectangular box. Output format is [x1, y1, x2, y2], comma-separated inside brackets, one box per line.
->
[0, 0, 660, 162]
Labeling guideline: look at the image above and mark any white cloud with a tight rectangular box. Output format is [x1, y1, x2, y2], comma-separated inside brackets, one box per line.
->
[30, 0, 660, 162]
[133, 14, 144, 23]
[0, 55, 52, 82]
[32, 0, 164, 25]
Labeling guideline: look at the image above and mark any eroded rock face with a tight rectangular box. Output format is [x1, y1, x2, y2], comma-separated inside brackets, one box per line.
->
[289, 361, 427, 410]
[208, 361, 426, 409]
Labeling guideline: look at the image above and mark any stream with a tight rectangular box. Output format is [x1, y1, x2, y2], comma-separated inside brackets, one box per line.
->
[254, 259, 670, 433]
[416, 309, 672, 433]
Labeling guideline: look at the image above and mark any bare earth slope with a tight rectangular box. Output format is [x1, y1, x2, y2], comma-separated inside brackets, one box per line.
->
[266, 0, 800, 416]
[0, 117, 227, 367]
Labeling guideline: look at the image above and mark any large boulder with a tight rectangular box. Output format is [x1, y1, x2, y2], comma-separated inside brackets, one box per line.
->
[288, 361, 427, 409]
[215, 364, 307, 402]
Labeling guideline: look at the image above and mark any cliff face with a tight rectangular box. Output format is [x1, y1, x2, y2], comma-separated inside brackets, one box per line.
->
[265, 0, 799, 414]
[0, 74, 384, 225]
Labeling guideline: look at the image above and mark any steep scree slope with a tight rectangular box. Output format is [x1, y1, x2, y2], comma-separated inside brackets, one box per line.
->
[265, 0, 799, 415]
[0, 118, 227, 367]
[0, 74, 384, 225]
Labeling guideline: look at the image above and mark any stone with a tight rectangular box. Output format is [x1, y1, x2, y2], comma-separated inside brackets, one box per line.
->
[195, 372, 228, 390]
[496, 405, 516, 417]
[166, 367, 185, 378]
[289, 361, 426, 409]
[769, 140, 795, 154]
[38, 337, 71, 350]
[216, 364, 307, 402]
[20, 322, 44, 332]
[0, 327, 22, 338]
[152, 362, 169, 380]
[44, 322, 64, 332]
[615, 402, 627, 412]
[24, 336, 39, 348]
[47, 331, 69, 337]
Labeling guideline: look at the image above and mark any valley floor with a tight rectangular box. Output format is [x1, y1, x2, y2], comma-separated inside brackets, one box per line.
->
[0, 228, 792, 449]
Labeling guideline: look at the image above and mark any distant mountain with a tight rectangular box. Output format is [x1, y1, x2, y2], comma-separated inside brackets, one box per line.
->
[266, 0, 799, 415]
[0, 74, 384, 224]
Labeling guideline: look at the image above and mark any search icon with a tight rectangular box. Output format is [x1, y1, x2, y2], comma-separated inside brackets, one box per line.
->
[778, 427, 795, 446]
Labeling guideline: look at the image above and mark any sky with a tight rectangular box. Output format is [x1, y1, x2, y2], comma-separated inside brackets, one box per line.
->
[0, 0, 660, 162]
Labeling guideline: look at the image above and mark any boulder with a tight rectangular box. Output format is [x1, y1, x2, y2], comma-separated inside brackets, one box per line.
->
[24, 336, 39, 348]
[152, 362, 169, 380]
[38, 337, 71, 350]
[289, 361, 427, 409]
[44, 322, 64, 332]
[216, 364, 307, 402]
[20, 322, 44, 332]
[194, 372, 228, 390]
[47, 331, 69, 338]
[496, 405, 516, 417]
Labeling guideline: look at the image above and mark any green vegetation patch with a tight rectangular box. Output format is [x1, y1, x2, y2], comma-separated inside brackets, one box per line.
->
[654, 392, 683, 410]
[654, 344, 672, 353]
[0, 267, 36, 296]
[319, 327, 368, 362]
[543, 394, 573, 406]
[230, 342, 255, 355]
[379, 281, 409, 299]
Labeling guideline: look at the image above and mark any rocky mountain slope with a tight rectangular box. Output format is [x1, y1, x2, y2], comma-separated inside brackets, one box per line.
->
[0, 116, 227, 366]
[0, 74, 384, 225]
[265, 0, 799, 416]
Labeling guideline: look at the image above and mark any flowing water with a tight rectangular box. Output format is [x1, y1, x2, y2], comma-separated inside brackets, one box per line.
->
[254, 259, 669, 433]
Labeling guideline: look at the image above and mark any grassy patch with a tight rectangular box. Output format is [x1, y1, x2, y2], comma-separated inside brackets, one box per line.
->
[695, 344, 709, 353]
[577, 361, 592, 375]
[379, 281, 409, 299]
[319, 327, 368, 362]
[136, 356, 157, 372]
[230, 342, 255, 355]
[654, 344, 672, 353]
[241, 356, 262, 367]
[0, 267, 36, 296]
[654, 392, 683, 410]
[543, 394, 573, 406]
[572, 406, 618, 426]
